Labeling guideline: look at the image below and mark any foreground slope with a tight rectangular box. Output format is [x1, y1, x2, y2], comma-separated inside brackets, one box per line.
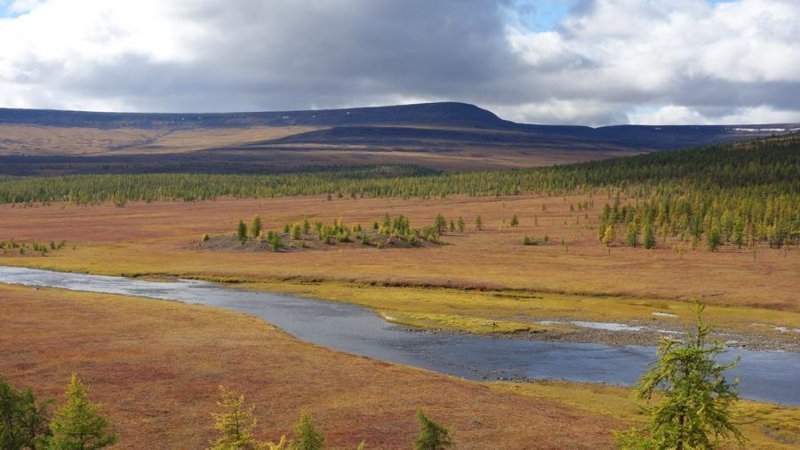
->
[0, 284, 618, 449]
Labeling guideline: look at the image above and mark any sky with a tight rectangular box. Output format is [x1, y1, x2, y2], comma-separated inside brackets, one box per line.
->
[1, 0, 799, 126]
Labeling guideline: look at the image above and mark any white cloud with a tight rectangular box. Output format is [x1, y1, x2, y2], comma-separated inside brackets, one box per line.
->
[629, 105, 711, 125]
[0, 0, 799, 124]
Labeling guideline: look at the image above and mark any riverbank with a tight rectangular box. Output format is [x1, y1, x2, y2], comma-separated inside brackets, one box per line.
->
[3, 256, 799, 352]
[1, 283, 798, 449]
[231, 278, 800, 353]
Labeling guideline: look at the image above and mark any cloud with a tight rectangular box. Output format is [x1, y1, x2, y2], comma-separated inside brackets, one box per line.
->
[0, 0, 799, 125]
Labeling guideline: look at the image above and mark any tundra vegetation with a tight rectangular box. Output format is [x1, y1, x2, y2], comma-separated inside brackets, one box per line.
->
[0, 240, 68, 256]
[2, 136, 796, 252]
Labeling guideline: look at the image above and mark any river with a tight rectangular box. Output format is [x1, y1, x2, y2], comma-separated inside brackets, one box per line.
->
[1, 265, 798, 405]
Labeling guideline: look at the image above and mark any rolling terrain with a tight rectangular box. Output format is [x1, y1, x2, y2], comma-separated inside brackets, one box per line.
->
[1, 102, 797, 175]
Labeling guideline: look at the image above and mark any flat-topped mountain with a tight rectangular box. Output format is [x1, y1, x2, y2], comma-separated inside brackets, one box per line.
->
[0, 102, 797, 175]
[0, 102, 507, 129]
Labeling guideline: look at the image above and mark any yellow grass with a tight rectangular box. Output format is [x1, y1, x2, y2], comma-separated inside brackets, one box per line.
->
[491, 382, 800, 449]
[0, 124, 320, 155]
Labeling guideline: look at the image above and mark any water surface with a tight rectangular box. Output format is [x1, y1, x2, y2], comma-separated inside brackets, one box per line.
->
[1, 265, 798, 405]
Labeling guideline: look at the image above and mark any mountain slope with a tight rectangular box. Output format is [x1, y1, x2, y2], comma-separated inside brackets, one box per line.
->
[0, 102, 797, 175]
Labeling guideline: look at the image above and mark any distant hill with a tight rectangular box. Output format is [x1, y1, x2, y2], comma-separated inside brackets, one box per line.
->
[0, 102, 797, 175]
[0, 102, 508, 129]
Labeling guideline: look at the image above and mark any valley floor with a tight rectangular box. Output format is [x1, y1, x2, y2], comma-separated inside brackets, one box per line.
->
[1, 194, 798, 350]
[1, 284, 798, 449]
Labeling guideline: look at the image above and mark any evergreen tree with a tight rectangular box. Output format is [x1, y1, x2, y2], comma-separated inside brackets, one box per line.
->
[269, 233, 283, 252]
[643, 224, 656, 249]
[47, 374, 116, 450]
[292, 413, 324, 450]
[731, 220, 744, 248]
[209, 386, 263, 450]
[291, 224, 302, 241]
[251, 216, 263, 240]
[615, 302, 744, 449]
[237, 220, 248, 244]
[435, 214, 447, 234]
[625, 221, 639, 247]
[456, 217, 465, 233]
[413, 410, 452, 450]
[707, 226, 722, 252]
[0, 375, 52, 449]
[475, 216, 482, 231]
[510, 214, 519, 227]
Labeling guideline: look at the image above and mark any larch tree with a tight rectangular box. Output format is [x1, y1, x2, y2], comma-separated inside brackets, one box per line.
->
[414, 410, 452, 450]
[292, 412, 324, 450]
[209, 386, 262, 450]
[237, 220, 248, 244]
[0, 375, 52, 449]
[251, 216, 263, 240]
[615, 302, 745, 449]
[47, 374, 116, 450]
[643, 223, 656, 249]
[602, 224, 616, 246]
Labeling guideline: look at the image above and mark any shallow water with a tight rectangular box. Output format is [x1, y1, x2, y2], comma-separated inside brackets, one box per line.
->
[2, 265, 799, 405]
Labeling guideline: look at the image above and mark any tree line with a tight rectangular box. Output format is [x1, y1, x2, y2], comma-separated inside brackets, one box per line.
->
[0, 136, 796, 207]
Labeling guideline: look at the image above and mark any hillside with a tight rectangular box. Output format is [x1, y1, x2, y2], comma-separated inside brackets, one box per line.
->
[0, 102, 797, 175]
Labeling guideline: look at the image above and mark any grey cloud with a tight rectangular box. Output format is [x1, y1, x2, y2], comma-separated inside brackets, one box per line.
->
[3, 0, 800, 125]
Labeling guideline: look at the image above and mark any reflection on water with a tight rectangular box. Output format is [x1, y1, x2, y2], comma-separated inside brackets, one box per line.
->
[1, 265, 798, 405]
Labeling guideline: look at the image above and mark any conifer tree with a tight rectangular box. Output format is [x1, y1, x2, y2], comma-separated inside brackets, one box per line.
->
[615, 302, 744, 449]
[413, 410, 452, 450]
[0, 375, 52, 449]
[475, 216, 482, 231]
[456, 217, 465, 233]
[643, 223, 656, 249]
[625, 221, 639, 247]
[435, 214, 447, 234]
[269, 233, 283, 252]
[251, 216, 263, 240]
[602, 224, 616, 246]
[293, 412, 324, 450]
[707, 226, 722, 252]
[292, 224, 302, 241]
[237, 220, 248, 244]
[47, 374, 116, 450]
[209, 386, 263, 450]
[510, 214, 519, 227]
